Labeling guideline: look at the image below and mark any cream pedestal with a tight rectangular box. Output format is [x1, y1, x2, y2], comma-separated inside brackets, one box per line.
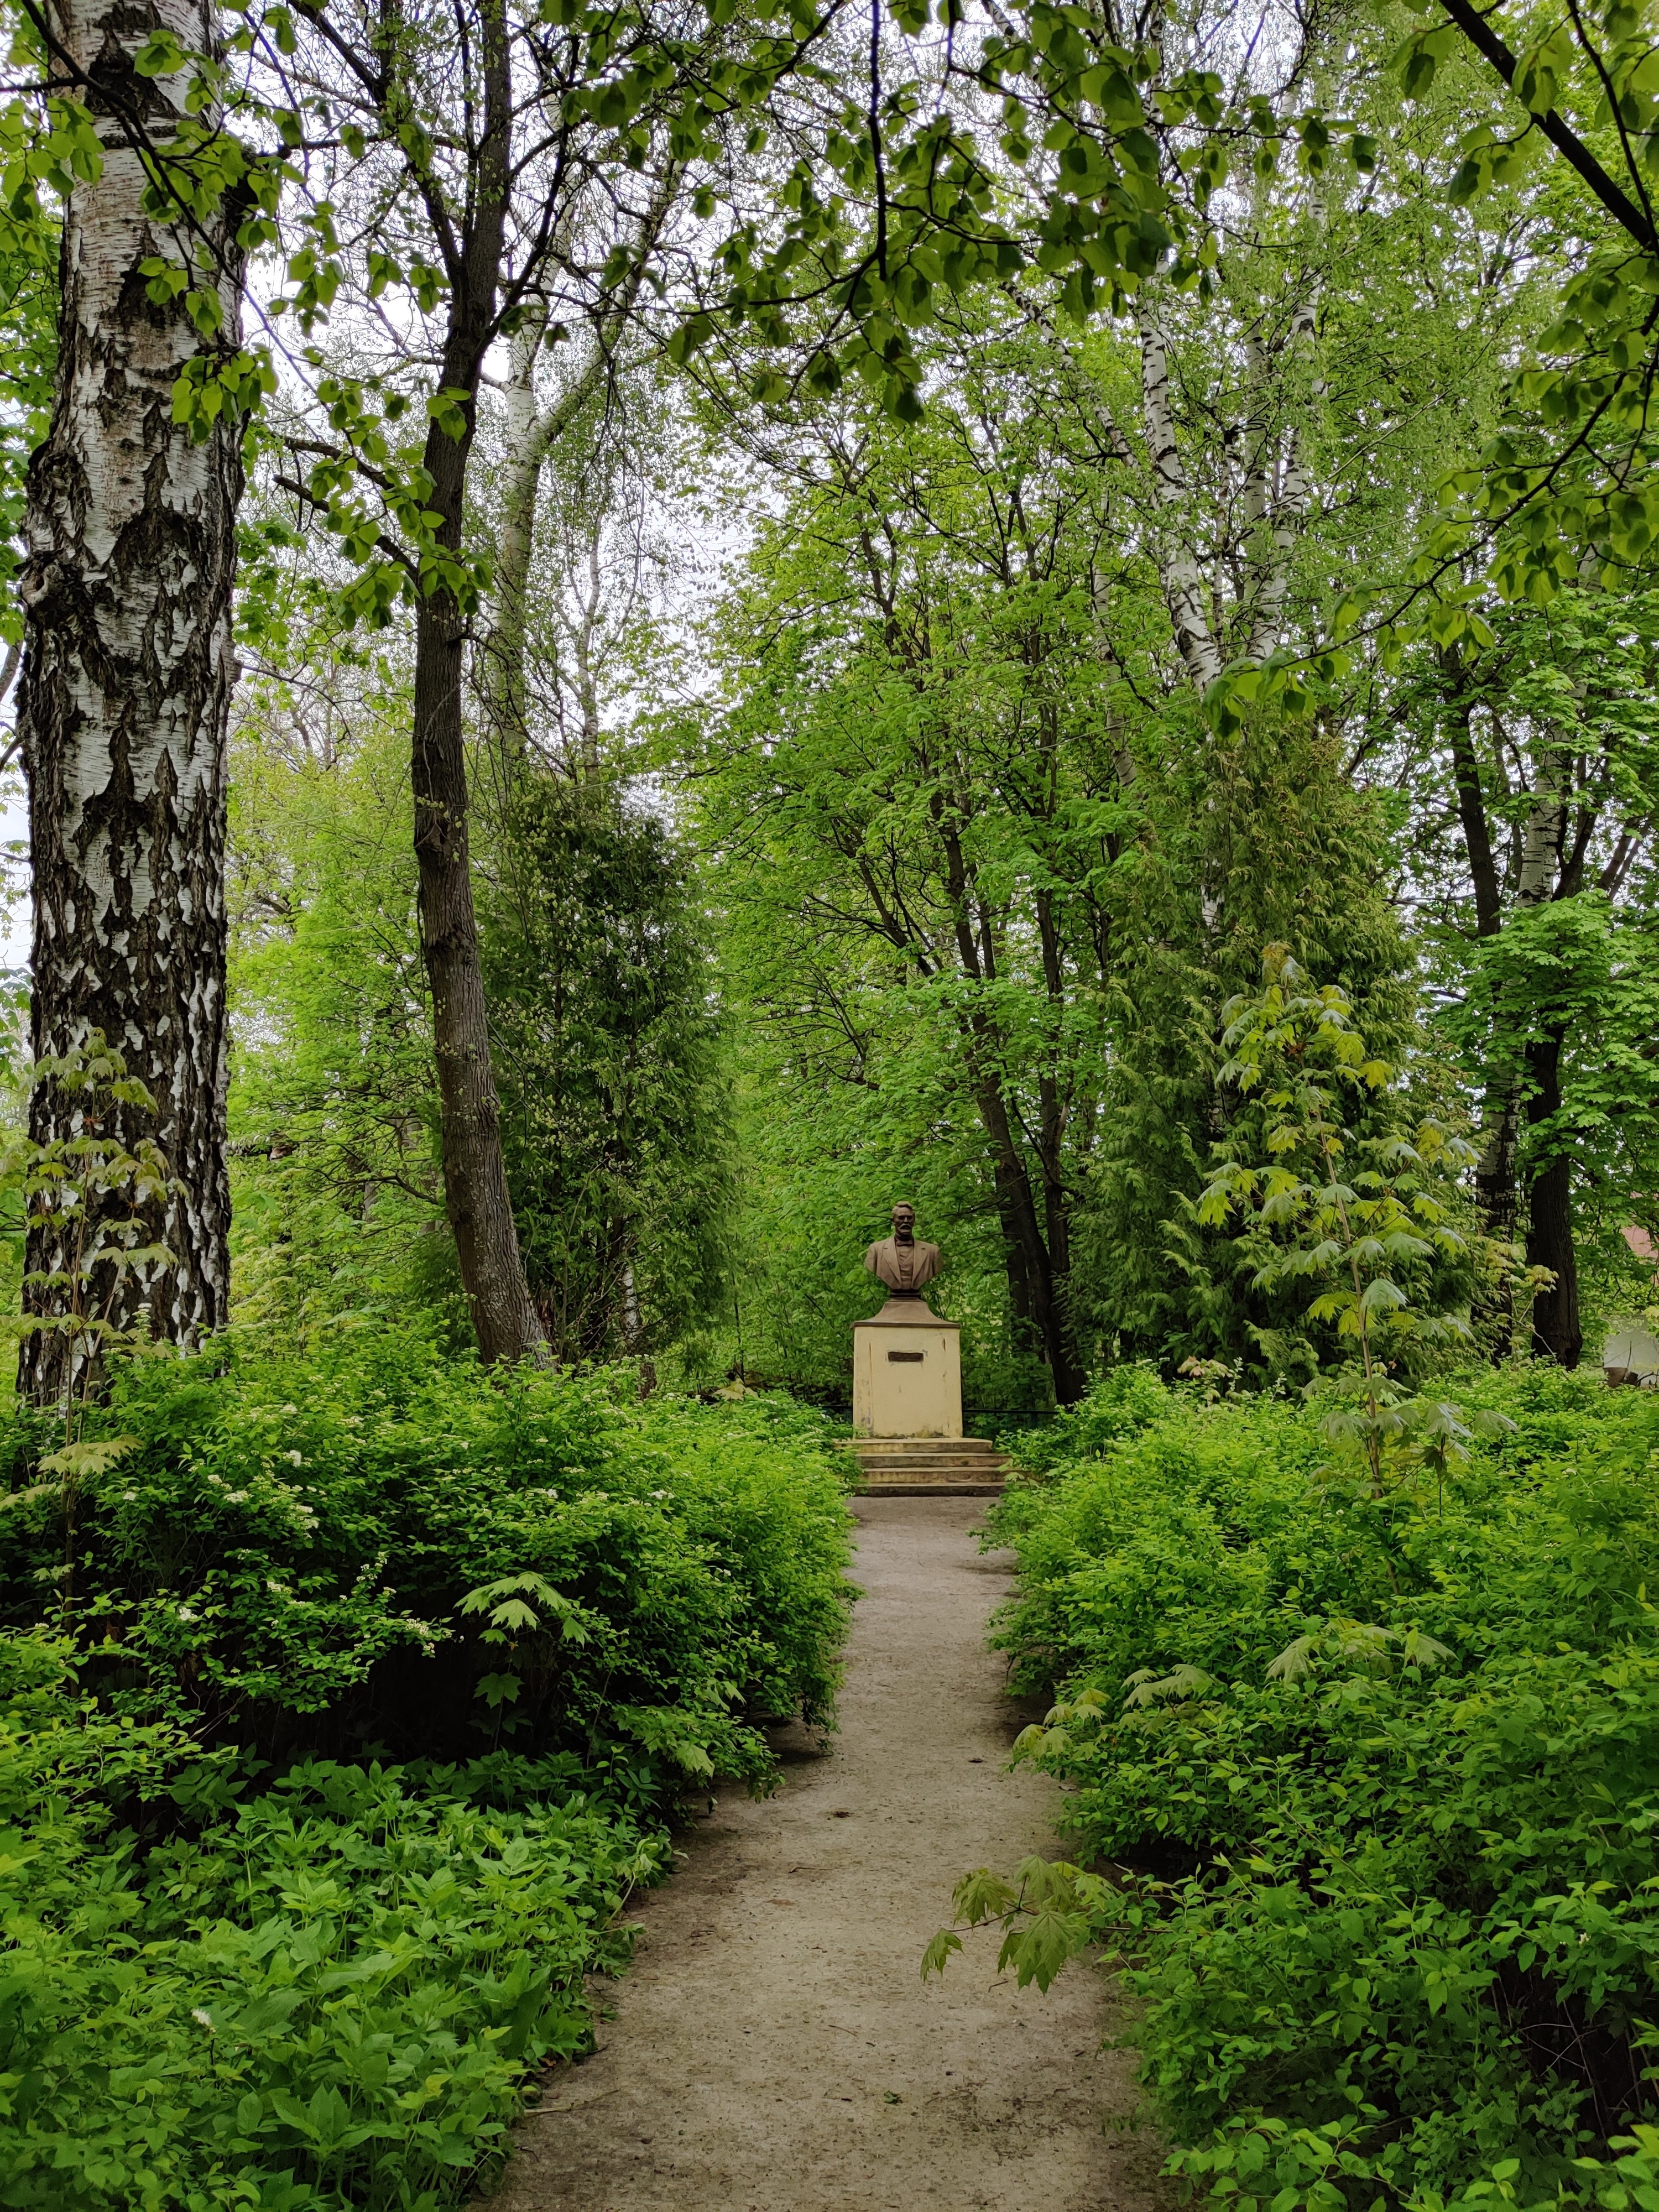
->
[852, 1297, 963, 1438]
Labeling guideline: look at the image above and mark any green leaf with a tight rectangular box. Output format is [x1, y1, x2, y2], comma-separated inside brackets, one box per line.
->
[921, 1928, 962, 1978]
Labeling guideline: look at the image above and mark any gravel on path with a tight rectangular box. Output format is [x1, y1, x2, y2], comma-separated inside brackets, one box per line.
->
[485, 1495, 1161, 2212]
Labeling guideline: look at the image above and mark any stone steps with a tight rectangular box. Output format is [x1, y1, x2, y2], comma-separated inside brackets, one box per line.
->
[835, 1437, 1010, 1495]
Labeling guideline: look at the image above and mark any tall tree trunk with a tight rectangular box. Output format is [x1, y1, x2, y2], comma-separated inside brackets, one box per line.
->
[1524, 1027, 1581, 1366]
[1240, 286, 1321, 661]
[969, 1068, 1084, 1404]
[1138, 306, 1222, 693]
[411, 0, 544, 1365]
[1031, 877, 1078, 1379]
[1474, 1098, 1521, 1246]
[1138, 300, 1226, 939]
[1447, 681, 1502, 939]
[935, 806, 1084, 1402]
[1505, 767, 1573, 1362]
[17, 0, 243, 1404]
[992, 1152, 1036, 1346]
[1454, 694, 1581, 1358]
[1445, 664, 1522, 1347]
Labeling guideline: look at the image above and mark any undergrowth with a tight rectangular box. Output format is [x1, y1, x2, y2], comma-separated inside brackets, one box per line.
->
[936, 1363, 1659, 2212]
[0, 1322, 854, 2209]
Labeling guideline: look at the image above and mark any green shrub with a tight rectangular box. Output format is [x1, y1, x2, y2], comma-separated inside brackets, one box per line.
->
[0, 1326, 856, 2210]
[968, 1367, 1659, 2212]
[0, 1633, 663, 2209]
[0, 1323, 854, 1795]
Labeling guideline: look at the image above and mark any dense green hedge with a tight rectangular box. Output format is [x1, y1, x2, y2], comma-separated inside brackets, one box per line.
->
[0, 1327, 855, 2210]
[0, 1325, 853, 1782]
[984, 1366, 1659, 2212]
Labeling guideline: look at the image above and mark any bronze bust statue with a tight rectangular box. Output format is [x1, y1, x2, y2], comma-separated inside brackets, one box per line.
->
[864, 1203, 941, 1297]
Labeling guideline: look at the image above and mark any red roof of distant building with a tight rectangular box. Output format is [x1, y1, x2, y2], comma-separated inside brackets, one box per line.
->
[1627, 1225, 1657, 1264]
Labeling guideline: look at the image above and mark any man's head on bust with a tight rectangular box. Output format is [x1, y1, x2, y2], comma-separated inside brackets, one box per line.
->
[864, 1204, 940, 1293]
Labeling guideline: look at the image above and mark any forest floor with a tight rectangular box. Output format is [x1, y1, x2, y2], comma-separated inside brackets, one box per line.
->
[485, 1496, 1164, 2212]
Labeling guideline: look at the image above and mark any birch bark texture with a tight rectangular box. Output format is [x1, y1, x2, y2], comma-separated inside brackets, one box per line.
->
[17, 0, 243, 1401]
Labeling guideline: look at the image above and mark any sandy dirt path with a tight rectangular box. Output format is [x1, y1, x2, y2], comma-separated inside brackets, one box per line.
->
[486, 1496, 1160, 2212]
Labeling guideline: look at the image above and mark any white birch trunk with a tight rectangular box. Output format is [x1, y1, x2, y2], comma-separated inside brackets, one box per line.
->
[1243, 291, 1321, 661]
[1238, 323, 1271, 550]
[1138, 302, 1223, 930]
[17, 0, 243, 1400]
[1138, 308, 1222, 691]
